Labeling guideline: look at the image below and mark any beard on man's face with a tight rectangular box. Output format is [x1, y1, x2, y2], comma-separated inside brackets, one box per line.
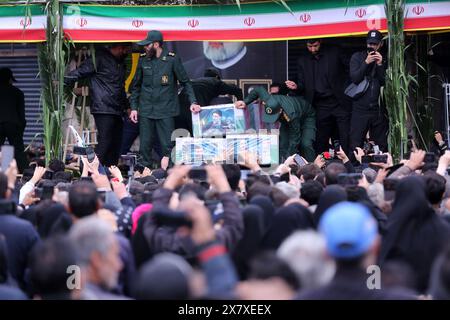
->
[203, 42, 244, 62]
[145, 44, 157, 57]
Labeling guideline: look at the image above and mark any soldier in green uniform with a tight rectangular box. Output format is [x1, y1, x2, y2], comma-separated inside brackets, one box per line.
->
[235, 86, 316, 162]
[130, 30, 199, 168]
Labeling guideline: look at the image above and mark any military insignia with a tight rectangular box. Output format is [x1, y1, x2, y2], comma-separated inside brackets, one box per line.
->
[266, 107, 272, 114]
[161, 74, 169, 84]
[168, 52, 176, 56]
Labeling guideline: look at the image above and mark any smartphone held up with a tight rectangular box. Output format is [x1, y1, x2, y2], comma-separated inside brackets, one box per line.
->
[1, 145, 14, 172]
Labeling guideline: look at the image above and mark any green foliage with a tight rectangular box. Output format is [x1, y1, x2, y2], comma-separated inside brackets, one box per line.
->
[37, 0, 68, 164]
[413, 35, 435, 151]
[384, 0, 410, 161]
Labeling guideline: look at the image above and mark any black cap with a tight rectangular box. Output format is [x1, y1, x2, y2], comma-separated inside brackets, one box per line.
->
[0, 67, 17, 82]
[137, 30, 163, 46]
[367, 29, 383, 44]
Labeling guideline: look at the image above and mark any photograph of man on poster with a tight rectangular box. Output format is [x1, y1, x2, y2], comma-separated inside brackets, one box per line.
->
[167, 40, 286, 81]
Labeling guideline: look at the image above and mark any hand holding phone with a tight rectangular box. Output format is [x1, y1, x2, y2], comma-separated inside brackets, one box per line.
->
[365, 49, 378, 64]
[189, 167, 207, 181]
[333, 140, 341, 155]
[153, 209, 193, 229]
[294, 154, 306, 166]
[1, 145, 14, 172]
[424, 152, 436, 163]
[337, 173, 363, 187]
[86, 146, 96, 163]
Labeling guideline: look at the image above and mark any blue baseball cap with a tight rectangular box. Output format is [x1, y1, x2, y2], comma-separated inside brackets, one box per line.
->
[319, 202, 378, 259]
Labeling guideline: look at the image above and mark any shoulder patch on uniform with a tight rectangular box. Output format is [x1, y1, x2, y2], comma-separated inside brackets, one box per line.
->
[168, 52, 176, 57]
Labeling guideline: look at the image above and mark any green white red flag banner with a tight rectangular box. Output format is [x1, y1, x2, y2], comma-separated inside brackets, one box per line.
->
[61, 0, 450, 42]
[1, 1, 450, 43]
[0, 5, 46, 42]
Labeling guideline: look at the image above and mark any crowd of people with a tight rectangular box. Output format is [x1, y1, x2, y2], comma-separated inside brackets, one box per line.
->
[0, 137, 449, 299]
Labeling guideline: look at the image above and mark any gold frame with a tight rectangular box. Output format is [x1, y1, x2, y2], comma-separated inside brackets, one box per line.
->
[222, 79, 238, 86]
[239, 79, 272, 98]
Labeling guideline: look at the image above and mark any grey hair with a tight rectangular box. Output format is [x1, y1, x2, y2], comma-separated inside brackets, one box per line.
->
[69, 216, 116, 266]
[277, 230, 335, 290]
[362, 168, 377, 184]
[275, 181, 300, 199]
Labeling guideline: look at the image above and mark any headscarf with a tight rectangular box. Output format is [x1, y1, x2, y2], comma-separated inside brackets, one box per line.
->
[249, 195, 275, 233]
[380, 176, 450, 292]
[313, 185, 347, 227]
[261, 203, 315, 250]
[131, 204, 153, 235]
[232, 205, 266, 279]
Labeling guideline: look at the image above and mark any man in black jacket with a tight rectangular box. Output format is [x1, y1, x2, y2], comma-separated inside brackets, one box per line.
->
[175, 67, 243, 134]
[65, 44, 131, 166]
[0, 68, 28, 172]
[285, 40, 351, 154]
[0, 172, 39, 289]
[349, 30, 388, 153]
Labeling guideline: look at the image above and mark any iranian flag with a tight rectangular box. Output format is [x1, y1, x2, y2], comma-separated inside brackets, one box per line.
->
[62, 0, 450, 42]
[0, 1, 449, 43]
[0, 5, 46, 42]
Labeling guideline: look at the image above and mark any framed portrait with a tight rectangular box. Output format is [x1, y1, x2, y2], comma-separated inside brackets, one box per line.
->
[223, 79, 238, 86]
[167, 41, 287, 82]
[192, 104, 245, 138]
[239, 79, 272, 99]
[175, 137, 226, 165]
[226, 134, 279, 165]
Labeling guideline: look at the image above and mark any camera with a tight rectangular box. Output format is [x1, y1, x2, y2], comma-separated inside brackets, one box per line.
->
[361, 154, 387, 163]
[372, 154, 388, 163]
[86, 146, 96, 163]
[367, 47, 376, 54]
[424, 152, 436, 163]
[73, 146, 87, 155]
[189, 167, 207, 181]
[333, 140, 341, 155]
[363, 140, 374, 155]
[337, 173, 363, 187]
[120, 154, 137, 167]
[153, 209, 192, 229]
[73, 146, 96, 163]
